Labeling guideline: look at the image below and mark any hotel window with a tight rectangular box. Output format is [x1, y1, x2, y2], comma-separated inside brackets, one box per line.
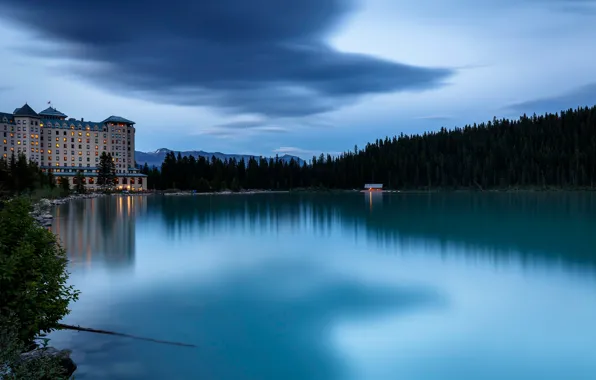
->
[95, 158, 99, 162]
[71, 151, 74, 155]
[78, 132, 82, 136]
[87, 151, 90, 155]
[71, 144, 74, 149]
[103, 147, 106, 150]
[17, 141, 20, 145]
[78, 151, 82, 155]
[103, 139, 107, 144]
[55, 144, 59, 148]
[63, 144, 67, 148]
[87, 157, 90, 162]
[79, 157, 82, 161]
[55, 163, 59, 167]
[41, 149, 44, 153]
[10, 133, 13, 137]
[31, 148, 34, 152]
[78, 145, 82, 149]
[95, 139, 98, 143]
[2, 140, 5, 144]
[23, 127, 26, 131]
[17, 121, 20, 125]
[56, 150, 59, 154]
[86, 145, 90, 149]
[95, 152, 98, 156]
[94, 133, 98, 137]
[30, 134, 34, 139]
[35, 134, 38, 138]
[48, 150, 52, 154]
[86, 132, 90, 137]
[55, 137, 58, 141]
[71, 157, 75, 161]
[56, 131, 59, 135]
[48, 156, 52, 160]
[78, 138, 82, 143]
[71, 131, 74, 136]
[64, 157, 67, 161]
[63, 137, 66, 142]
[95, 145, 98, 150]
[10, 148, 13, 151]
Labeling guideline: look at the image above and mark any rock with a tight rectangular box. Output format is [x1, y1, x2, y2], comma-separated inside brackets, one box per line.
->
[19, 347, 77, 378]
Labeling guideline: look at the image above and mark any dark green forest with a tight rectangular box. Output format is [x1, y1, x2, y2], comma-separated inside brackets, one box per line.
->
[0, 154, 57, 198]
[140, 106, 596, 191]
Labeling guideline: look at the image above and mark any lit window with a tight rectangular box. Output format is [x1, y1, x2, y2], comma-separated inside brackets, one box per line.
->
[78, 151, 82, 156]
[55, 163, 59, 167]
[55, 144, 59, 148]
[35, 134, 38, 138]
[78, 138, 82, 143]
[30, 134, 34, 138]
[2, 140, 5, 144]
[95, 145, 98, 150]
[71, 157, 75, 161]
[48, 150, 52, 154]
[55, 137, 59, 141]
[78, 132, 82, 136]
[86, 132, 90, 137]
[17, 141, 20, 145]
[71, 131, 74, 136]
[63, 138, 67, 142]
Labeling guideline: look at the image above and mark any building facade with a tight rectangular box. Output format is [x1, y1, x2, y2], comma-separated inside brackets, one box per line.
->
[0, 103, 146, 190]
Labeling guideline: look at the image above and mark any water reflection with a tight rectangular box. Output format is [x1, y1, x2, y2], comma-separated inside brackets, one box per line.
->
[52, 196, 147, 268]
[147, 193, 596, 271]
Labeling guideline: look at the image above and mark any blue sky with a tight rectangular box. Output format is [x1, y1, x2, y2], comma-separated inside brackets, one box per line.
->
[1, 0, 596, 158]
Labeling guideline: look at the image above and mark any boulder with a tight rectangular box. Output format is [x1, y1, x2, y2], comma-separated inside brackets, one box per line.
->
[19, 347, 77, 379]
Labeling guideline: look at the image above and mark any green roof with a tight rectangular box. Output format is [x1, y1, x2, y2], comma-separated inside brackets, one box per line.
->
[0, 112, 15, 124]
[39, 107, 68, 118]
[13, 103, 39, 118]
[101, 116, 135, 125]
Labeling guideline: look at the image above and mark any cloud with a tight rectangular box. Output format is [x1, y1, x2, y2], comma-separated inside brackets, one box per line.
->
[414, 115, 453, 121]
[0, 0, 453, 118]
[505, 83, 596, 115]
[273, 146, 343, 159]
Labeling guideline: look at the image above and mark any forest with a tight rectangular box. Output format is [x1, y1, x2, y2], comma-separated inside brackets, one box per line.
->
[140, 106, 596, 191]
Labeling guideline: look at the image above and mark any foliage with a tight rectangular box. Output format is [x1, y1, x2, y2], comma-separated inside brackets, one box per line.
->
[97, 152, 116, 191]
[58, 177, 71, 196]
[0, 198, 79, 346]
[1, 314, 70, 380]
[73, 171, 86, 194]
[0, 153, 53, 198]
[142, 106, 596, 190]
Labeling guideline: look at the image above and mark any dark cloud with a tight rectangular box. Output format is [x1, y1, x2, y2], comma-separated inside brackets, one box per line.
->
[1, 0, 452, 117]
[505, 83, 596, 115]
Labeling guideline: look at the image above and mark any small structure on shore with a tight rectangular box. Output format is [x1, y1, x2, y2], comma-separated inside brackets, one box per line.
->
[364, 183, 383, 191]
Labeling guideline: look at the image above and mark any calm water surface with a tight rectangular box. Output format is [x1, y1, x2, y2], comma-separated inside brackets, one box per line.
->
[48, 193, 596, 380]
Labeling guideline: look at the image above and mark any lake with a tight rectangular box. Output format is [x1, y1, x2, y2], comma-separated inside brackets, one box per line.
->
[48, 193, 596, 380]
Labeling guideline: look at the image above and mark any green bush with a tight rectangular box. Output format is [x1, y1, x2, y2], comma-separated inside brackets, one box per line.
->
[1, 314, 70, 379]
[0, 198, 79, 347]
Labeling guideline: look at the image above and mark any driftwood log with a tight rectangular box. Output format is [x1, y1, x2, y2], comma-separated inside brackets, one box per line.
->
[57, 323, 196, 348]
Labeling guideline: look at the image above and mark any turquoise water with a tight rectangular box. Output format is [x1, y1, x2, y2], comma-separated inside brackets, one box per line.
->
[49, 193, 596, 380]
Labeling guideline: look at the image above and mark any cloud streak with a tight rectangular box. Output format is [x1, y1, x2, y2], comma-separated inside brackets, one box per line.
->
[505, 83, 596, 115]
[1, 0, 453, 118]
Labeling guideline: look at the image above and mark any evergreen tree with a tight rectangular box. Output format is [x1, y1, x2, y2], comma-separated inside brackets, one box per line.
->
[97, 152, 116, 191]
[73, 170, 86, 194]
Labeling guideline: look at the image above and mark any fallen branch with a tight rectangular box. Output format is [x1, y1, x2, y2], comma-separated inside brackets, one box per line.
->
[57, 323, 196, 348]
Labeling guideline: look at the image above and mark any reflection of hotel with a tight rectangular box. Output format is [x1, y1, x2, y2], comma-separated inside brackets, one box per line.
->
[52, 196, 147, 267]
[0, 103, 146, 190]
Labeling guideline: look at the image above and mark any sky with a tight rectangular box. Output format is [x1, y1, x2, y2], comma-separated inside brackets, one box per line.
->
[1, 0, 596, 158]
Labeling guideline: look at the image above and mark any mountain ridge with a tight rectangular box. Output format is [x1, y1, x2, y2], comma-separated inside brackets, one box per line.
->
[136, 148, 305, 168]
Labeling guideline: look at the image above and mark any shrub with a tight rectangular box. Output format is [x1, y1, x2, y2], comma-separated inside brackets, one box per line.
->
[0, 198, 79, 347]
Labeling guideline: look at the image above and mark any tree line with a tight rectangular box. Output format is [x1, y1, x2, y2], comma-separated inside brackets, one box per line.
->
[0, 152, 118, 198]
[140, 106, 596, 191]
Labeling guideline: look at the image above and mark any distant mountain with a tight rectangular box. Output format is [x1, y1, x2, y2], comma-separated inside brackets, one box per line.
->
[135, 148, 305, 168]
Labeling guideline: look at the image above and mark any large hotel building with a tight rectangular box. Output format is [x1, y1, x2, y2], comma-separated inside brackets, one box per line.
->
[0, 103, 146, 190]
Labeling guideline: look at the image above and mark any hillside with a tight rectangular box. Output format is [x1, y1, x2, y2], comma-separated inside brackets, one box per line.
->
[141, 106, 596, 191]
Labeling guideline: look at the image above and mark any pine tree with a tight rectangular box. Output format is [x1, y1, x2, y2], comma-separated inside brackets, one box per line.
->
[97, 152, 116, 191]
[74, 170, 86, 194]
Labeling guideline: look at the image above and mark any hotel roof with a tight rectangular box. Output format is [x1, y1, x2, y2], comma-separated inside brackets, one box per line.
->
[13, 103, 39, 118]
[39, 106, 68, 118]
[101, 116, 135, 125]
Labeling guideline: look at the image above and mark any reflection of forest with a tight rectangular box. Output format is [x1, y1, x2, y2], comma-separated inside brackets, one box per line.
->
[52, 196, 147, 267]
[149, 193, 596, 269]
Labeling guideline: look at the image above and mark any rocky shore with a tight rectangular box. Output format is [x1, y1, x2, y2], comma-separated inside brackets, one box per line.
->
[30, 193, 106, 227]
